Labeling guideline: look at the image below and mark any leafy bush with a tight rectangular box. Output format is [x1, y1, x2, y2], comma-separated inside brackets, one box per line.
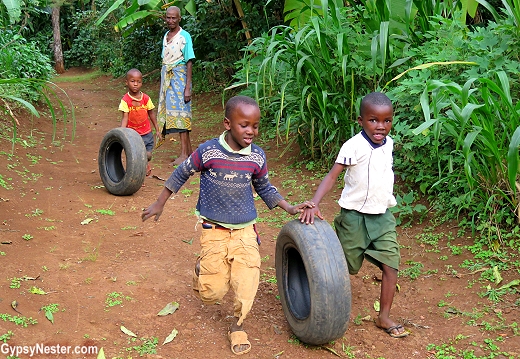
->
[0, 28, 54, 100]
[231, 5, 375, 161]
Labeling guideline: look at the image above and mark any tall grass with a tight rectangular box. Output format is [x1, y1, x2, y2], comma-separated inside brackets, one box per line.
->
[412, 70, 520, 233]
[0, 78, 76, 152]
[230, 4, 374, 161]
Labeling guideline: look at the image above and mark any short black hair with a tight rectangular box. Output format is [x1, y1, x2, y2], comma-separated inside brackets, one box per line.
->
[126, 68, 142, 79]
[225, 96, 259, 118]
[360, 92, 392, 117]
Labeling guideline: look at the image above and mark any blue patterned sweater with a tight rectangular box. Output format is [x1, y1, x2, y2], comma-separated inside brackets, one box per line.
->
[164, 137, 284, 224]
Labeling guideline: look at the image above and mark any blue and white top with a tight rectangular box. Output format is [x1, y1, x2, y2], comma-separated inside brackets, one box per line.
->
[162, 28, 195, 65]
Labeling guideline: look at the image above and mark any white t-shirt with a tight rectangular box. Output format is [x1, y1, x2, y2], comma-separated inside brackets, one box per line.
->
[336, 132, 397, 214]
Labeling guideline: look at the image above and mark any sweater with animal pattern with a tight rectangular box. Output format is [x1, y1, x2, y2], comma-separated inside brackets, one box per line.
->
[164, 137, 283, 224]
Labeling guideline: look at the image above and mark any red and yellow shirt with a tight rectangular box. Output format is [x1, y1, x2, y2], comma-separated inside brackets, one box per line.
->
[118, 92, 155, 135]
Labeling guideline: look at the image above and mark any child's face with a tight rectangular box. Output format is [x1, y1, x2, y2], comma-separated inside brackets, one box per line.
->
[125, 73, 142, 96]
[165, 9, 181, 31]
[357, 104, 393, 144]
[223, 104, 260, 151]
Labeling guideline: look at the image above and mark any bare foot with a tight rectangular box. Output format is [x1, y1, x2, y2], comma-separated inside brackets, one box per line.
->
[374, 317, 408, 338]
[228, 318, 251, 354]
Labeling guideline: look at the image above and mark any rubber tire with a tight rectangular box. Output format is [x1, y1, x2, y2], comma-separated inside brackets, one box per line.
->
[98, 127, 147, 195]
[276, 218, 351, 345]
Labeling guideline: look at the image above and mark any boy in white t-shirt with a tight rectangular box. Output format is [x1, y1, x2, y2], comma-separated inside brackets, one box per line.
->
[300, 92, 409, 338]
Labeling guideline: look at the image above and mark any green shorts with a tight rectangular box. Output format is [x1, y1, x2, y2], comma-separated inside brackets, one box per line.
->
[334, 208, 400, 274]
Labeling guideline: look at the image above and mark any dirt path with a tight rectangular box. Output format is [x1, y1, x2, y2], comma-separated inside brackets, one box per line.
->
[0, 69, 518, 359]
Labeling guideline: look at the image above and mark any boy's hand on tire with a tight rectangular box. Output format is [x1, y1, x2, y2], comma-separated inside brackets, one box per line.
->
[299, 206, 323, 224]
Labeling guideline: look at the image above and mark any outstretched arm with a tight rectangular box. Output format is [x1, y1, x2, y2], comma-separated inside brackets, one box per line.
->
[300, 163, 346, 224]
[141, 187, 173, 222]
[277, 199, 315, 215]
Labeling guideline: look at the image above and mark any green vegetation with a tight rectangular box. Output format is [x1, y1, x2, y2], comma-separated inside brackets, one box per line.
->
[105, 292, 133, 308]
[0, 313, 38, 327]
[426, 335, 515, 359]
[127, 337, 158, 356]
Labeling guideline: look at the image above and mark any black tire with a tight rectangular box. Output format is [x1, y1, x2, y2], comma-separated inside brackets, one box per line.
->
[275, 219, 351, 345]
[98, 127, 147, 195]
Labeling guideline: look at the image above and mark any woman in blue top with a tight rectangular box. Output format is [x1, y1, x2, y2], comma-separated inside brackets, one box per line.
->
[157, 6, 196, 166]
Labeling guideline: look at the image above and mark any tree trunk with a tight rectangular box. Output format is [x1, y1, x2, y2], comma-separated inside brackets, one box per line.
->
[52, 6, 65, 74]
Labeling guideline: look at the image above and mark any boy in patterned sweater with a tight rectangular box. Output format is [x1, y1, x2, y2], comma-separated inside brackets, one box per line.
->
[142, 95, 312, 355]
[119, 68, 160, 177]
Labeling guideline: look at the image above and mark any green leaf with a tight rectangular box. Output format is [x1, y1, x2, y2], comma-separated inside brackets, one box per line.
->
[373, 300, 380, 312]
[95, 0, 127, 26]
[162, 328, 178, 345]
[157, 301, 180, 316]
[507, 126, 520, 193]
[29, 287, 46, 295]
[120, 325, 137, 337]
[492, 266, 502, 285]
[45, 310, 54, 324]
[97, 347, 106, 359]
[497, 279, 520, 291]
[2, 0, 21, 23]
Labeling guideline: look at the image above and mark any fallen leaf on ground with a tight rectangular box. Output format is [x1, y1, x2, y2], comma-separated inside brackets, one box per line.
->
[373, 300, 380, 312]
[81, 218, 94, 225]
[11, 301, 22, 314]
[45, 311, 54, 324]
[120, 325, 137, 337]
[321, 346, 340, 357]
[157, 301, 180, 316]
[163, 328, 178, 345]
[29, 286, 46, 295]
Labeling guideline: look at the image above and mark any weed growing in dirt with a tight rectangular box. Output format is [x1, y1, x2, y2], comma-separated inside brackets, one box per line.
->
[37, 225, 56, 231]
[105, 292, 132, 308]
[341, 343, 356, 358]
[82, 243, 99, 262]
[426, 335, 514, 359]
[126, 337, 158, 356]
[25, 208, 43, 217]
[96, 208, 115, 216]
[398, 260, 424, 280]
[26, 154, 41, 165]
[260, 273, 277, 284]
[0, 330, 13, 342]
[41, 303, 60, 324]
[288, 335, 300, 345]
[0, 313, 38, 327]
[181, 188, 193, 197]
[9, 277, 22, 289]
[22, 233, 34, 241]
[0, 174, 11, 189]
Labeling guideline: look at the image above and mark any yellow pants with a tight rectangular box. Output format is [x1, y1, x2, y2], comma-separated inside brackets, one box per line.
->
[193, 224, 260, 326]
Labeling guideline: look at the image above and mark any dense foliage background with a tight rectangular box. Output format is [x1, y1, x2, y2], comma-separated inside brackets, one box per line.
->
[1, 0, 519, 250]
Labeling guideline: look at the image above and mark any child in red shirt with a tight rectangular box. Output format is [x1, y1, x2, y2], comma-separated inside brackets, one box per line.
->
[119, 68, 160, 177]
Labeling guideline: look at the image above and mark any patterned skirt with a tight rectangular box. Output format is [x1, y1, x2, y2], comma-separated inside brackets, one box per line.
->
[157, 64, 192, 134]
